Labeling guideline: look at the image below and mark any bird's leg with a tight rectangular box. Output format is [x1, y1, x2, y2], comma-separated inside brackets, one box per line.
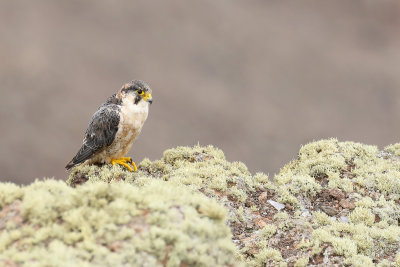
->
[121, 157, 137, 172]
[120, 157, 132, 163]
[111, 159, 133, 172]
[111, 157, 137, 172]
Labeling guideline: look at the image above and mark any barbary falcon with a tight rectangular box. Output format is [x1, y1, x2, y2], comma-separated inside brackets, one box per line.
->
[66, 80, 153, 172]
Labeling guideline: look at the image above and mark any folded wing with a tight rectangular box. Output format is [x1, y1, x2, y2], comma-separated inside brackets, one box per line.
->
[66, 105, 120, 169]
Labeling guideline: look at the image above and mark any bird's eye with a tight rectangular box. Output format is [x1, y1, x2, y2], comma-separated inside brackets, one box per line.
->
[137, 89, 144, 95]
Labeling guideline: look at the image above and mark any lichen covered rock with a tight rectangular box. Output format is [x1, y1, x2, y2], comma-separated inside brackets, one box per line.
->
[2, 140, 400, 266]
[243, 139, 400, 266]
[67, 145, 276, 260]
[0, 179, 239, 267]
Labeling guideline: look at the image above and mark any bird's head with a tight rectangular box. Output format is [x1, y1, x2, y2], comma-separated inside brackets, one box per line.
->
[119, 80, 153, 105]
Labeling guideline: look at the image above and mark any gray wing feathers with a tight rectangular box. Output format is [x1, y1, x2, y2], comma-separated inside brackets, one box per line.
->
[66, 106, 120, 169]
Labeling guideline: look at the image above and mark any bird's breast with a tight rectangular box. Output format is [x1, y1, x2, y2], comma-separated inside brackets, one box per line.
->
[120, 100, 149, 129]
[103, 100, 149, 159]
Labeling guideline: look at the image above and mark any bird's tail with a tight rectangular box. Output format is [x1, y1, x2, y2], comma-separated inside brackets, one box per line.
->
[65, 160, 76, 170]
[65, 143, 95, 170]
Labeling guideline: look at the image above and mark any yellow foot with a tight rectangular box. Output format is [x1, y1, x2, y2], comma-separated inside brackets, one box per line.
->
[111, 157, 137, 172]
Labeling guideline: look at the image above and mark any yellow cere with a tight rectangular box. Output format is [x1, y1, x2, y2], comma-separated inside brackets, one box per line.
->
[142, 92, 152, 101]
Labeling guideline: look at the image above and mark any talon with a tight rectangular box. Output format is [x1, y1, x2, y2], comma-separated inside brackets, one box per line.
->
[119, 161, 133, 172]
[119, 157, 133, 164]
[111, 157, 137, 172]
[131, 161, 137, 172]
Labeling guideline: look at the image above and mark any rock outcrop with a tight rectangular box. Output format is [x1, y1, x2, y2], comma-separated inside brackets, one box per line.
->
[2, 139, 400, 266]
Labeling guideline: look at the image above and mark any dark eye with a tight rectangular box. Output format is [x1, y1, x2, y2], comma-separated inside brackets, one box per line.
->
[137, 89, 144, 95]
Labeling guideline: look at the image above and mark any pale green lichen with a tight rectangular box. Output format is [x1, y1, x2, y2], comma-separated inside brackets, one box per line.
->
[250, 205, 258, 212]
[275, 186, 300, 207]
[264, 139, 400, 265]
[287, 175, 321, 197]
[237, 206, 245, 222]
[253, 173, 271, 185]
[377, 259, 394, 267]
[343, 254, 374, 267]
[230, 186, 247, 203]
[67, 144, 273, 266]
[0, 182, 23, 208]
[297, 238, 312, 250]
[312, 228, 358, 257]
[274, 138, 400, 208]
[310, 221, 400, 264]
[67, 145, 270, 207]
[374, 196, 400, 226]
[272, 212, 293, 231]
[0, 179, 239, 266]
[312, 211, 332, 226]
[260, 224, 277, 239]
[4, 140, 400, 266]
[294, 257, 309, 267]
[384, 143, 400, 157]
[355, 196, 376, 208]
[349, 207, 375, 226]
[273, 212, 289, 221]
[248, 248, 283, 267]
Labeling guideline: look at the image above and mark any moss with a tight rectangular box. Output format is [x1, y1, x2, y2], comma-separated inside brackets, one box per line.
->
[0, 180, 239, 266]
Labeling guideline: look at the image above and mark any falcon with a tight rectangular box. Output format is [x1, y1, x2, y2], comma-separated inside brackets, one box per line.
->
[66, 80, 153, 172]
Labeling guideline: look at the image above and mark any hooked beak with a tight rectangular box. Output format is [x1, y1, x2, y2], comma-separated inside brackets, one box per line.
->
[143, 92, 153, 104]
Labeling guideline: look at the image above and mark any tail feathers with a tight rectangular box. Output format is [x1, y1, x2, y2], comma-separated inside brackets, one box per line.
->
[65, 143, 96, 170]
[65, 160, 76, 170]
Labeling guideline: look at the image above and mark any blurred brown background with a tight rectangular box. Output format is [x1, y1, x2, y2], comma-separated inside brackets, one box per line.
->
[1, 1, 400, 184]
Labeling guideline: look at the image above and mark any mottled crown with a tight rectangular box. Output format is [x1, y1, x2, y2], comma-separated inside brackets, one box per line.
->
[121, 80, 151, 93]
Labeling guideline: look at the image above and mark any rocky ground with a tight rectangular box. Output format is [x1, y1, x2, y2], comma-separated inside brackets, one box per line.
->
[1, 139, 400, 266]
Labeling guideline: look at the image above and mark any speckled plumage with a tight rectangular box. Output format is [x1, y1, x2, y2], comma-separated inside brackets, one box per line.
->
[66, 80, 152, 170]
